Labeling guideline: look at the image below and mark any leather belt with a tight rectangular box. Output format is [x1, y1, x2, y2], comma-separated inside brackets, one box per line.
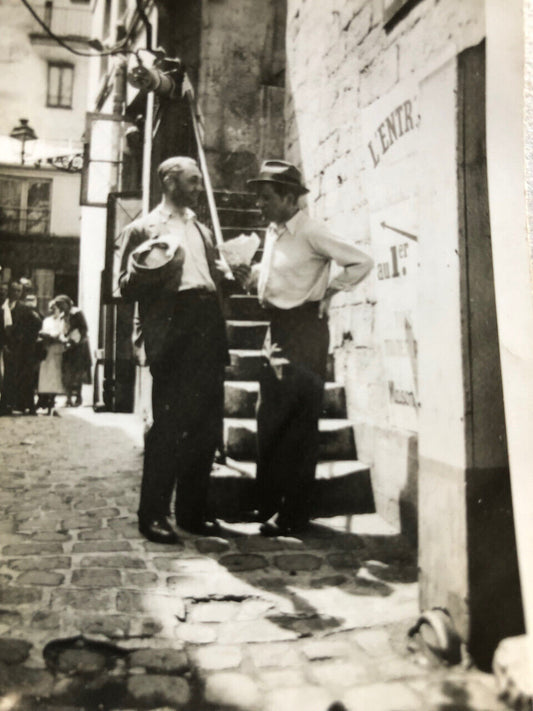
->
[176, 287, 216, 299]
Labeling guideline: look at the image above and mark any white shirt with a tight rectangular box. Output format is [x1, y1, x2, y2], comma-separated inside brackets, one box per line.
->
[157, 204, 215, 292]
[41, 314, 65, 339]
[258, 210, 373, 309]
[2, 299, 12, 328]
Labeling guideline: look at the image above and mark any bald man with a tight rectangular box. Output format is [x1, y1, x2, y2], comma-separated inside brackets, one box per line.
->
[119, 157, 228, 542]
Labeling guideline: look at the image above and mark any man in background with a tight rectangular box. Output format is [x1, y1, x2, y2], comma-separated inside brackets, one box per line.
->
[0, 280, 8, 398]
[23, 290, 44, 412]
[0, 281, 41, 415]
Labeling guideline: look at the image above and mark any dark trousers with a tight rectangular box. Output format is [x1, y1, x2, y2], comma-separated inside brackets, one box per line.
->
[256, 302, 329, 527]
[0, 348, 35, 413]
[138, 292, 226, 527]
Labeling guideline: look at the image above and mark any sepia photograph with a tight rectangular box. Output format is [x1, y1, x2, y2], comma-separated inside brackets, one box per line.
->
[0, 0, 531, 709]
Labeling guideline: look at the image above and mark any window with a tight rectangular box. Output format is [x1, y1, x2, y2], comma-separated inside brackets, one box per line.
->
[47, 62, 74, 108]
[0, 177, 51, 235]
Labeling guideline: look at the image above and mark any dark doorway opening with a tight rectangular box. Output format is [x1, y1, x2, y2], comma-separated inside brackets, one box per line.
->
[54, 272, 78, 304]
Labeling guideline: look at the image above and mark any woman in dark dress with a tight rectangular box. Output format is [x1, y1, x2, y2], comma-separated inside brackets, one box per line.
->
[55, 295, 92, 407]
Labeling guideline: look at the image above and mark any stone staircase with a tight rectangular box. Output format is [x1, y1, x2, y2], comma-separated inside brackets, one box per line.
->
[200, 191, 375, 520]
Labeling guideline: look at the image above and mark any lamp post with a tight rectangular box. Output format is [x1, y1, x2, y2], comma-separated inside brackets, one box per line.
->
[9, 118, 38, 165]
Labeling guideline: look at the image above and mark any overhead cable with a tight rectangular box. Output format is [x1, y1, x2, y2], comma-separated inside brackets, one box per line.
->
[18, 0, 142, 57]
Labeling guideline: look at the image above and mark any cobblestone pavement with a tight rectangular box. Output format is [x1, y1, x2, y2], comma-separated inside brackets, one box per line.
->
[0, 407, 507, 711]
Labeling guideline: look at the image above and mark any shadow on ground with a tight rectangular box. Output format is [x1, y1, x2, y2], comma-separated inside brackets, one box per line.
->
[0, 409, 485, 711]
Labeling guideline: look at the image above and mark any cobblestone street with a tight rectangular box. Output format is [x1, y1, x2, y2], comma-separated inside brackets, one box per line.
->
[0, 407, 506, 711]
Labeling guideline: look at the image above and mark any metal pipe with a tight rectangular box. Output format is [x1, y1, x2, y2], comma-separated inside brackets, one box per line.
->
[141, 91, 154, 215]
[184, 86, 224, 249]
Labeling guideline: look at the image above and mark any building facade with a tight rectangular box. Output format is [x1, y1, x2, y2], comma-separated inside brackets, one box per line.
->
[284, 0, 488, 538]
[0, 0, 90, 308]
[0, 162, 80, 311]
[283, 0, 525, 664]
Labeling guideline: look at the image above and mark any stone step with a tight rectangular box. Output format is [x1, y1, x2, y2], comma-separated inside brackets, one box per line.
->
[208, 459, 374, 519]
[226, 320, 268, 350]
[217, 206, 265, 229]
[227, 295, 266, 321]
[223, 417, 356, 461]
[225, 349, 335, 382]
[225, 350, 264, 381]
[224, 381, 347, 418]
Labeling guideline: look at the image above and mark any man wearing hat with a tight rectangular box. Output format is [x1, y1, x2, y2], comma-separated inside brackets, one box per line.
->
[118, 156, 228, 543]
[237, 159, 373, 536]
[0, 280, 42, 416]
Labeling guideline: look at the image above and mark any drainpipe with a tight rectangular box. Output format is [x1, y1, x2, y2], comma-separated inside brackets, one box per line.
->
[133, 8, 158, 426]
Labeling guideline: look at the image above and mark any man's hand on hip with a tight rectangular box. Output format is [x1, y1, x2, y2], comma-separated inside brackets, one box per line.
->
[318, 289, 336, 319]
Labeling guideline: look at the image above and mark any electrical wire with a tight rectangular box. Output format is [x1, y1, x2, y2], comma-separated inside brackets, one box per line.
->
[18, 0, 143, 57]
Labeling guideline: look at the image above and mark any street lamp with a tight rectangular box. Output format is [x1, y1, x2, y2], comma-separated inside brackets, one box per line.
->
[9, 118, 38, 165]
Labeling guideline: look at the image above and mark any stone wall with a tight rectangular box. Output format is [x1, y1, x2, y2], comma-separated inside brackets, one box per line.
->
[285, 0, 485, 534]
[198, 0, 286, 190]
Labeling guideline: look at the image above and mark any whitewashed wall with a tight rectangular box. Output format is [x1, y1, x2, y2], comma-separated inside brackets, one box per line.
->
[285, 0, 485, 531]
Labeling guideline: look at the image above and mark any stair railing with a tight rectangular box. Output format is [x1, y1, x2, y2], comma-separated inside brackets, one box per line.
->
[182, 74, 232, 274]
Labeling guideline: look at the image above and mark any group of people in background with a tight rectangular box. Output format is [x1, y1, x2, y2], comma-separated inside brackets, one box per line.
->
[0, 274, 91, 417]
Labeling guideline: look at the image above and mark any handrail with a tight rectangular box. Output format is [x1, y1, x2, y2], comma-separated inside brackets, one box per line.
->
[182, 74, 232, 274]
[187, 97, 223, 248]
[182, 75, 223, 247]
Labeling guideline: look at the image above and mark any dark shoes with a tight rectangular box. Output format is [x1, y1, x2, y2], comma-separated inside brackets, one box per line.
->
[138, 518, 180, 544]
[259, 520, 310, 537]
[176, 519, 221, 536]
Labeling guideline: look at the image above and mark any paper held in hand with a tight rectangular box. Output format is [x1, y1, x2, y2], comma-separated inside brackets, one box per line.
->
[218, 232, 260, 267]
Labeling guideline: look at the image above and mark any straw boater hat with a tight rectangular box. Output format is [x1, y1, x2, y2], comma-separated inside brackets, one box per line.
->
[247, 159, 309, 195]
[130, 237, 185, 288]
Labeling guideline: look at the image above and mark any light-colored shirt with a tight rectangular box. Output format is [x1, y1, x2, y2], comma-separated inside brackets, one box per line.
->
[257, 210, 373, 309]
[156, 204, 215, 292]
[41, 314, 65, 340]
[2, 299, 12, 327]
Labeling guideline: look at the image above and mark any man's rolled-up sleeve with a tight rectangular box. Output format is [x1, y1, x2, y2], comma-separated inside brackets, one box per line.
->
[310, 226, 374, 291]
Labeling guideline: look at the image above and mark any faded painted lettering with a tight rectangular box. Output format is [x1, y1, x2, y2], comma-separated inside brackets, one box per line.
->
[377, 243, 410, 280]
[367, 99, 417, 167]
[388, 381, 417, 408]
